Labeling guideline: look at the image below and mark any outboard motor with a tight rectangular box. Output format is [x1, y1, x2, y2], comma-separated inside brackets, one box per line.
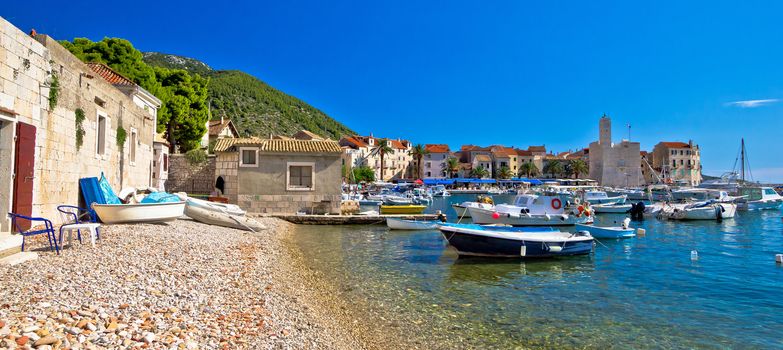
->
[715, 205, 723, 222]
[629, 202, 646, 221]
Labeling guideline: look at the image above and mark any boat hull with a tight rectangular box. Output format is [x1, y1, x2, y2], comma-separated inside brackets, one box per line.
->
[386, 218, 439, 230]
[739, 199, 783, 211]
[468, 207, 590, 226]
[585, 195, 627, 205]
[92, 202, 185, 224]
[184, 204, 266, 231]
[439, 225, 593, 258]
[574, 224, 635, 238]
[380, 205, 427, 214]
[592, 204, 632, 214]
[452, 204, 472, 218]
[660, 203, 736, 220]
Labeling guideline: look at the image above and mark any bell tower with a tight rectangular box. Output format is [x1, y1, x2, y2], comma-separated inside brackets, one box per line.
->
[599, 114, 611, 146]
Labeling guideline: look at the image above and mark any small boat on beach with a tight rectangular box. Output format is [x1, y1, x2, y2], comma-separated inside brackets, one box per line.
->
[386, 218, 439, 230]
[575, 218, 635, 239]
[92, 201, 185, 224]
[438, 223, 594, 258]
[592, 203, 632, 214]
[380, 205, 427, 214]
[184, 201, 266, 232]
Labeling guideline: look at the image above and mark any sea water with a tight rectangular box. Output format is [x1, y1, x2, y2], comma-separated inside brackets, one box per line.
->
[293, 195, 783, 349]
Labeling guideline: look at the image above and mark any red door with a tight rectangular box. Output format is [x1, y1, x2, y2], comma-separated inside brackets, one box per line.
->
[12, 122, 36, 231]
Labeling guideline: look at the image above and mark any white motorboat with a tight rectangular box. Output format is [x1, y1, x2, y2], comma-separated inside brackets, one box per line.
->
[672, 188, 732, 202]
[592, 203, 632, 214]
[451, 202, 494, 218]
[386, 218, 440, 230]
[575, 218, 635, 239]
[92, 201, 185, 224]
[584, 191, 627, 205]
[737, 187, 783, 210]
[431, 185, 451, 197]
[468, 194, 592, 226]
[658, 201, 736, 221]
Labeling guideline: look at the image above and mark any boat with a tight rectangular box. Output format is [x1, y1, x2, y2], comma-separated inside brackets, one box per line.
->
[592, 203, 632, 214]
[184, 201, 266, 231]
[451, 195, 495, 218]
[737, 187, 783, 210]
[584, 191, 627, 205]
[92, 201, 185, 224]
[671, 188, 732, 202]
[386, 218, 439, 230]
[468, 194, 592, 226]
[358, 199, 383, 206]
[180, 195, 245, 216]
[431, 185, 451, 197]
[379, 205, 427, 214]
[657, 201, 737, 221]
[575, 218, 635, 239]
[438, 223, 594, 258]
[605, 188, 647, 201]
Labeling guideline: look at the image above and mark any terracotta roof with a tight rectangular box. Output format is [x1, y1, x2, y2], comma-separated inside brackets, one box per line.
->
[474, 154, 492, 162]
[292, 130, 325, 141]
[213, 138, 342, 154]
[516, 149, 533, 156]
[527, 145, 546, 153]
[208, 119, 239, 137]
[86, 63, 135, 86]
[390, 140, 407, 150]
[640, 151, 649, 156]
[659, 141, 690, 149]
[340, 136, 368, 148]
[492, 147, 516, 157]
[425, 144, 450, 153]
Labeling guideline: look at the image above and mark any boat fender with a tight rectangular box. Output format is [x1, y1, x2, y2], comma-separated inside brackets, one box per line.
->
[548, 245, 563, 253]
[560, 214, 567, 221]
[551, 198, 562, 210]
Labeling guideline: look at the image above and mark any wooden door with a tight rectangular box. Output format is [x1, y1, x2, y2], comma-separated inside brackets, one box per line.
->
[12, 122, 35, 230]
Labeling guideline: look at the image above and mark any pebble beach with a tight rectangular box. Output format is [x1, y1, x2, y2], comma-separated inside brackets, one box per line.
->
[0, 218, 378, 350]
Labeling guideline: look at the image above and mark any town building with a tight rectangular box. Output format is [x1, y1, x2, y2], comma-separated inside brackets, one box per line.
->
[213, 137, 342, 214]
[338, 135, 412, 181]
[422, 144, 451, 178]
[650, 141, 702, 185]
[152, 133, 170, 190]
[202, 117, 239, 151]
[587, 115, 643, 187]
[0, 17, 160, 231]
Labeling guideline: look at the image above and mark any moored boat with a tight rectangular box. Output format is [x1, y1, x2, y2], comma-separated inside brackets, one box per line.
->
[380, 205, 427, 214]
[575, 218, 635, 239]
[438, 223, 594, 258]
[386, 218, 439, 230]
[737, 187, 783, 210]
[92, 201, 185, 224]
[584, 191, 627, 205]
[468, 194, 592, 226]
[592, 203, 632, 214]
[658, 201, 736, 221]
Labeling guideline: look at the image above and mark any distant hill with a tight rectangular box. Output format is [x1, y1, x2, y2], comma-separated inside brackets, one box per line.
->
[142, 52, 355, 140]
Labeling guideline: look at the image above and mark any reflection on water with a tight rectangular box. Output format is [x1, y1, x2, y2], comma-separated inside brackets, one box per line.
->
[295, 195, 783, 349]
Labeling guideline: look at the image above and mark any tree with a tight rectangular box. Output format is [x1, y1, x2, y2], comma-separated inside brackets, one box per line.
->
[569, 159, 589, 179]
[470, 165, 489, 179]
[543, 160, 564, 178]
[154, 67, 210, 152]
[518, 161, 539, 178]
[372, 139, 394, 180]
[497, 166, 512, 179]
[352, 166, 375, 183]
[408, 144, 430, 179]
[61, 38, 160, 93]
[443, 157, 460, 178]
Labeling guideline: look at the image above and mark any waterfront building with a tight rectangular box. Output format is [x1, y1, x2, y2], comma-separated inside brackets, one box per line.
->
[0, 17, 160, 230]
[651, 141, 702, 186]
[339, 134, 413, 181]
[213, 137, 342, 214]
[587, 115, 643, 187]
[422, 144, 451, 178]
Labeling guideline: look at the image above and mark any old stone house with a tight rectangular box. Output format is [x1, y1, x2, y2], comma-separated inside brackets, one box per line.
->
[200, 117, 239, 150]
[0, 17, 160, 231]
[588, 115, 643, 187]
[213, 137, 342, 214]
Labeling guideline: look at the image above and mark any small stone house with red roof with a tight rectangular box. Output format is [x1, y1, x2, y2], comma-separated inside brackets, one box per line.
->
[651, 140, 702, 185]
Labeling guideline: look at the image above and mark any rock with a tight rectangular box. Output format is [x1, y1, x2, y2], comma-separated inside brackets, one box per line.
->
[23, 332, 41, 342]
[105, 322, 118, 332]
[119, 303, 129, 310]
[86, 323, 97, 331]
[16, 336, 29, 346]
[22, 325, 39, 333]
[143, 332, 156, 343]
[33, 335, 57, 346]
[36, 328, 49, 337]
[66, 327, 81, 335]
[76, 319, 89, 329]
[76, 310, 92, 318]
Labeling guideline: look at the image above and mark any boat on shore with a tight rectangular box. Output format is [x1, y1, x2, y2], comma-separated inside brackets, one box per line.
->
[380, 205, 427, 214]
[92, 201, 185, 224]
[386, 218, 439, 230]
[184, 201, 266, 231]
[575, 218, 635, 239]
[438, 223, 594, 258]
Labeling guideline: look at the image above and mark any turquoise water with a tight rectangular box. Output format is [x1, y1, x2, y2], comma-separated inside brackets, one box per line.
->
[295, 195, 783, 349]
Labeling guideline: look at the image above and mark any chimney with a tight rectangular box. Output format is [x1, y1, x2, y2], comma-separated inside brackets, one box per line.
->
[221, 115, 224, 124]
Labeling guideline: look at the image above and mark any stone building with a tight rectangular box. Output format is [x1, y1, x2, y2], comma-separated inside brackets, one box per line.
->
[651, 141, 702, 185]
[421, 144, 451, 178]
[338, 134, 412, 181]
[0, 17, 159, 231]
[213, 137, 342, 214]
[201, 117, 239, 150]
[587, 115, 643, 187]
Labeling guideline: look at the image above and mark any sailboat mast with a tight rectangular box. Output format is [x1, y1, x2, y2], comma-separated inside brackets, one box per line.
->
[740, 138, 745, 183]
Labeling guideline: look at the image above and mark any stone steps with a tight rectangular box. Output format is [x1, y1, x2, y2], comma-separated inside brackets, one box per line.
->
[0, 251, 38, 266]
[0, 232, 22, 259]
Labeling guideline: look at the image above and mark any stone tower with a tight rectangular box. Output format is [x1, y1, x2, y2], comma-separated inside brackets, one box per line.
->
[599, 114, 611, 146]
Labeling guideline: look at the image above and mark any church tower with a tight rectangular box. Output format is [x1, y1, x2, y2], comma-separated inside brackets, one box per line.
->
[599, 114, 611, 146]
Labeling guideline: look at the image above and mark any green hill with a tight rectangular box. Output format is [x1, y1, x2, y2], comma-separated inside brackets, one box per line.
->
[142, 52, 355, 139]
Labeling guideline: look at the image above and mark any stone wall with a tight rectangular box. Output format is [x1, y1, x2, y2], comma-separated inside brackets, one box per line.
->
[166, 154, 216, 194]
[214, 152, 238, 203]
[0, 17, 156, 227]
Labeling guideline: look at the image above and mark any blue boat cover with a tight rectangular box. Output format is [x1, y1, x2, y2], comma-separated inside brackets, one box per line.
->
[140, 192, 181, 203]
[98, 173, 121, 204]
[79, 177, 104, 207]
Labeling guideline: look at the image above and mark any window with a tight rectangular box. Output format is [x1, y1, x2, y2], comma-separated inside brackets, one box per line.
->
[239, 147, 258, 167]
[671, 150, 675, 155]
[129, 128, 138, 164]
[672, 159, 676, 167]
[96, 113, 108, 156]
[163, 154, 169, 171]
[287, 162, 314, 191]
[680, 159, 684, 165]
[426, 162, 431, 168]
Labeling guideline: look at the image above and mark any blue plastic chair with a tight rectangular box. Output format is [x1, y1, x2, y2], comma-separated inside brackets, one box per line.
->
[57, 205, 101, 245]
[8, 213, 59, 255]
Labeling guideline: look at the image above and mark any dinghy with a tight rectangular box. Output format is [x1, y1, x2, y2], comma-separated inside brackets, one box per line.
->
[438, 223, 594, 258]
[92, 201, 185, 224]
[592, 203, 632, 214]
[658, 201, 736, 221]
[386, 218, 439, 230]
[183, 203, 266, 232]
[575, 218, 635, 239]
[584, 191, 627, 205]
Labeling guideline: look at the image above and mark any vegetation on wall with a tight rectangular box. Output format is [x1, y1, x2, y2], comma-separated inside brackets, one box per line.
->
[74, 108, 86, 149]
[116, 123, 127, 148]
[48, 72, 60, 110]
[184, 148, 208, 165]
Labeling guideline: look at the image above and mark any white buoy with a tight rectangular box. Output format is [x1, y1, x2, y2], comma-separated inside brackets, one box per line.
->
[636, 228, 646, 236]
[691, 250, 699, 261]
[776, 254, 783, 264]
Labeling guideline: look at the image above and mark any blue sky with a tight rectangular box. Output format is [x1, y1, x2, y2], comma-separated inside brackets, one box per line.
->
[3, 1, 782, 181]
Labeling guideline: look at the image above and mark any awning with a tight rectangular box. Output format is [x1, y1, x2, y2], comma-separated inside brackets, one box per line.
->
[422, 179, 456, 185]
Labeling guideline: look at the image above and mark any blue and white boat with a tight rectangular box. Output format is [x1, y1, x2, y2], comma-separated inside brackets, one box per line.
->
[575, 218, 636, 239]
[584, 191, 627, 205]
[737, 187, 783, 211]
[437, 223, 594, 258]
